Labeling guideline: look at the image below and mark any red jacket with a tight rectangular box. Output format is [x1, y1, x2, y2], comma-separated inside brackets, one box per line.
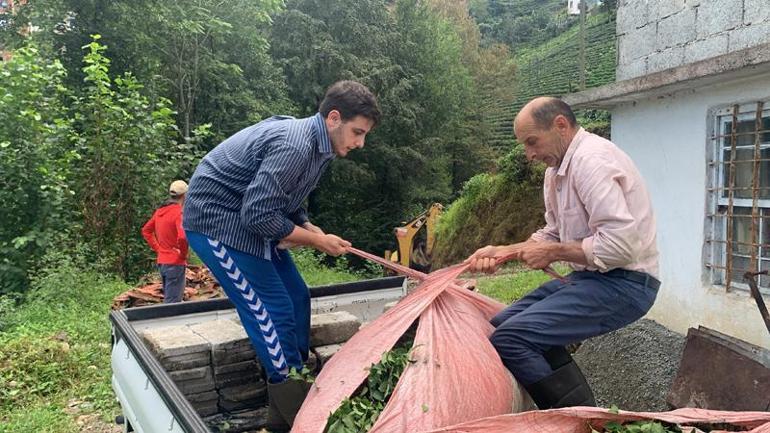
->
[142, 202, 188, 265]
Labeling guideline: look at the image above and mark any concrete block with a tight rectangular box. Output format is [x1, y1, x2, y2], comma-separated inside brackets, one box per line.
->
[696, 0, 742, 39]
[212, 346, 256, 365]
[647, 46, 685, 74]
[218, 397, 264, 412]
[313, 344, 343, 366]
[188, 320, 249, 352]
[174, 367, 215, 394]
[684, 34, 729, 64]
[203, 408, 269, 431]
[617, 1, 650, 33]
[157, 352, 211, 371]
[656, 7, 696, 50]
[169, 365, 213, 383]
[213, 359, 260, 376]
[647, 0, 685, 21]
[619, 24, 657, 64]
[193, 402, 219, 417]
[617, 56, 648, 81]
[141, 325, 211, 359]
[310, 311, 361, 346]
[176, 376, 216, 395]
[215, 370, 263, 389]
[729, 21, 770, 51]
[186, 390, 219, 403]
[218, 380, 267, 401]
[744, 0, 770, 26]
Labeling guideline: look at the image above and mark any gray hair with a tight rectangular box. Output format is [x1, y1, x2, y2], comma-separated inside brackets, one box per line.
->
[530, 97, 578, 130]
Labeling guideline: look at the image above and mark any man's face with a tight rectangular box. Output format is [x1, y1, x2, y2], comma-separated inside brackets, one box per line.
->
[514, 113, 568, 168]
[326, 112, 375, 157]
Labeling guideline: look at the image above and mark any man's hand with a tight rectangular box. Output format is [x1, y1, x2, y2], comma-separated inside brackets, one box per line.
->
[516, 242, 557, 269]
[314, 234, 351, 257]
[302, 221, 325, 235]
[465, 245, 506, 274]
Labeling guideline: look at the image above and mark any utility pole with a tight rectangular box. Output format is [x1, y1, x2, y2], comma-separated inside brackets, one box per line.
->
[579, 0, 587, 90]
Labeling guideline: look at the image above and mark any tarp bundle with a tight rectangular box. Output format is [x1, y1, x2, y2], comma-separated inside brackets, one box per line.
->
[424, 407, 770, 433]
[292, 248, 518, 432]
[293, 248, 770, 433]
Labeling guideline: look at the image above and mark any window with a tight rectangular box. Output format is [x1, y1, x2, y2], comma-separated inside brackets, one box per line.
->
[707, 101, 770, 293]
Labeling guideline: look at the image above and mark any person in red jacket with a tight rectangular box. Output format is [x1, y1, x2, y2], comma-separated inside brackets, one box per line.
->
[142, 180, 189, 303]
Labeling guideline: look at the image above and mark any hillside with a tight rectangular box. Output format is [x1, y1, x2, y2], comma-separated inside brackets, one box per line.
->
[433, 6, 617, 266]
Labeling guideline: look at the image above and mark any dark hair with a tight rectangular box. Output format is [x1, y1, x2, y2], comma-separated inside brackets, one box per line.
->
[319, 80, 381, 126]
[530, 97, 578, 130]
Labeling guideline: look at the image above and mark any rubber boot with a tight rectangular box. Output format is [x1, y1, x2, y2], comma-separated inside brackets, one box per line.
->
[525, 347, 596, 409]
[264, 387, 291, 433]
[266, 378, 312, 430]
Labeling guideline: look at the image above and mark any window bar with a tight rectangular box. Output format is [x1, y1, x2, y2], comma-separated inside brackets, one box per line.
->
[750, 101, 765, 275]
[726, 104, 739, 291]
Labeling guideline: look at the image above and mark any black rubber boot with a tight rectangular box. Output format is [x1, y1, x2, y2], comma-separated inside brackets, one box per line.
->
[264, 387, 290, 433]
[266, 378, 312, 430]
[525, 347, 596, 409]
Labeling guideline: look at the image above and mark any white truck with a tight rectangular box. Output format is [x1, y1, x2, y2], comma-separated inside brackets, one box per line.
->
[109, 276, 407, 433]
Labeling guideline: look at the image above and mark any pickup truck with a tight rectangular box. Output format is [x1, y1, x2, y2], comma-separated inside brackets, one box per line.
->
[109, 276, 407, 433]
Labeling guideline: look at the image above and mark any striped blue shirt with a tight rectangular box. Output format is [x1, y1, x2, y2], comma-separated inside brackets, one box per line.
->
[183, 113, 335, 259]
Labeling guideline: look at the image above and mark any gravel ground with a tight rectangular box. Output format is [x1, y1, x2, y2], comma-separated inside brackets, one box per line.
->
[574, 319, 686, 412]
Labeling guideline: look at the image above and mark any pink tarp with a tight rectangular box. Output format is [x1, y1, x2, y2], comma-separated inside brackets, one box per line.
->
[425, 407, 770, 433]
[292, 248, 770, 433]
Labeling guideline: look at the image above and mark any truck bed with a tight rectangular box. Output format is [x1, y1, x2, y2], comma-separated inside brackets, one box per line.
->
[110, 276, 407, 433]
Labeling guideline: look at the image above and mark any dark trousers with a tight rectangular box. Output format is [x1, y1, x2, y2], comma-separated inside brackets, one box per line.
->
[490, 270, 658, 385]
[159, 264, 186, 303]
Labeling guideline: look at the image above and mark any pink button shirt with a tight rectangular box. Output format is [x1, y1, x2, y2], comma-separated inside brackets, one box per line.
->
[530, 128, 660, 278]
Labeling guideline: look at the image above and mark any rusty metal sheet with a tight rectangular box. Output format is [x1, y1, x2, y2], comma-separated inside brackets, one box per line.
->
[667, 326, 770, 411]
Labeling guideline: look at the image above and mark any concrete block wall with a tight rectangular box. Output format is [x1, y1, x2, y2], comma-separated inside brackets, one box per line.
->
[616, 0, 770, 80]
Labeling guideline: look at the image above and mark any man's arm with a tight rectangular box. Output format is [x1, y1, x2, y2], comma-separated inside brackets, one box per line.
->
[575, 155, 640, 271]
[175, 208, 188, 259]
[240, 140, 349, 256]
[141, 214, 160, 252]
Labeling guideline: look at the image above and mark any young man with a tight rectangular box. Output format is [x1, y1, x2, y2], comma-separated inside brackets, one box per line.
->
[183, 81, 380, 430]
[467, 97, 660, 410]
[141, 180, 189, 303]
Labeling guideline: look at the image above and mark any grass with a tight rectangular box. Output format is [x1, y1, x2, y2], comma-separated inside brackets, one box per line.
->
[474, 263, 571, 304]
[0, 249, 366, 432]
[0, 256, 131, 432]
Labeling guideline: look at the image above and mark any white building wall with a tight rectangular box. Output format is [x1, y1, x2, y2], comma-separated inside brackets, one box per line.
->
[616, 0, 770, 80]
[610, 74, 770, 349]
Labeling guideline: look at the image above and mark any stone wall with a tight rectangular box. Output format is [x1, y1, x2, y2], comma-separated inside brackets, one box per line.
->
[616, 0, 770, 80]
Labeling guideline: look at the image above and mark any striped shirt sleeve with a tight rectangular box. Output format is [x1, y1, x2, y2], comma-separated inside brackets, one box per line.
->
[240, 138, 309, 240]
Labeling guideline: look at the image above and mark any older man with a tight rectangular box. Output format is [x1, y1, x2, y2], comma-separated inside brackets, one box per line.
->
[467, 97, 659, 409]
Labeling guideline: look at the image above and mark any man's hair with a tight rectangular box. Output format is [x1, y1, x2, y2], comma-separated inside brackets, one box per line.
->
[530, 97, 578, 130]
[319, 80, 381, 126]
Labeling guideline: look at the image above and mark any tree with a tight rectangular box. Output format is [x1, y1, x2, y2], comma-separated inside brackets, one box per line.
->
[0, 45, 76, 293]
[72, 36, 190, 279]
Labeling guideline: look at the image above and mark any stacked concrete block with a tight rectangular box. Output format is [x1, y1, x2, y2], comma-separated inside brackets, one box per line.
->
[310, 311, 360, 346]
[141, 325, 217, 416]
[142, 310, 363, 424]
[188, 320, 267, 412]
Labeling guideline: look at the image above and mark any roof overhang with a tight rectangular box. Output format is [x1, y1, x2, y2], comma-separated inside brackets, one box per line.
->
[563, 42, 770, 109]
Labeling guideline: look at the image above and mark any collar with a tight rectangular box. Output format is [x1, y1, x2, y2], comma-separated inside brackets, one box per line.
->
[556, 127, 587, 177]
[312, 112, 334, 157]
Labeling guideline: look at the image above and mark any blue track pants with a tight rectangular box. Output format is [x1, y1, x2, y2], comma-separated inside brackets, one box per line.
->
[186, 230, 309, 383]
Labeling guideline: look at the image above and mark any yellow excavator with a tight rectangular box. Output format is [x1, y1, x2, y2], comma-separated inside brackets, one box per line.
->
[383, 203, 443, 272]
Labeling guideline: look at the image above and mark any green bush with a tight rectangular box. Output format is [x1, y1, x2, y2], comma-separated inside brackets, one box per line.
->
[0, 45, 77, 294]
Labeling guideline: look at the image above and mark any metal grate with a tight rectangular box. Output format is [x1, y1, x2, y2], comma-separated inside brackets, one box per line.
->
[706, 101, 770, 294]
